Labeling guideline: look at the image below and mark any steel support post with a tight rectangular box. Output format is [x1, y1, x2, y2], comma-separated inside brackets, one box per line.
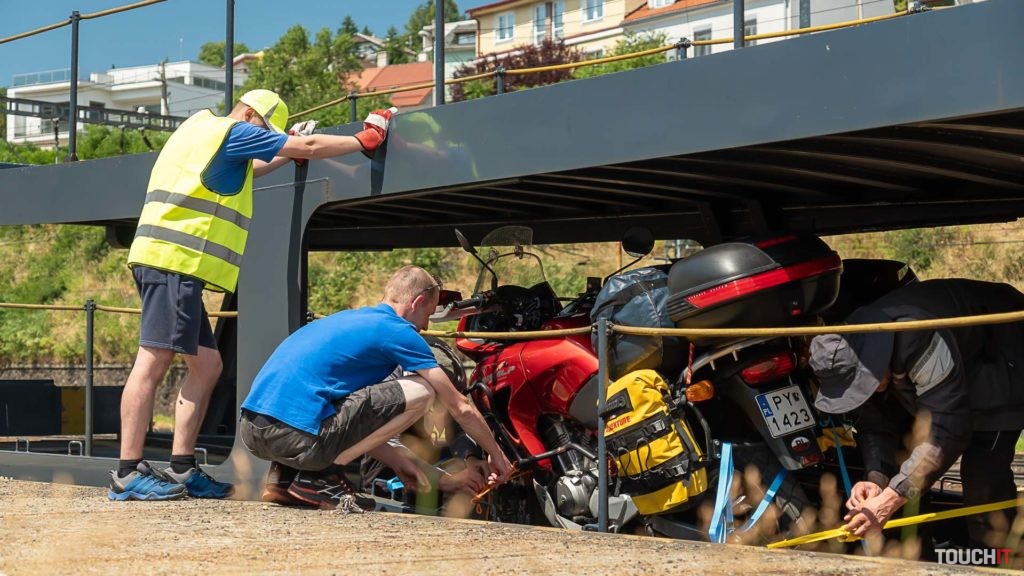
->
[596, 317, 609, 532]
[66, 11, 81, 162]
[434, 0, 445, 106]
[734, 0, 746, 49]
[225, 0, 234, 111]
[84, 299, 95, 456]
[496, 67, 506, 95]
[349, 92, 358, 123]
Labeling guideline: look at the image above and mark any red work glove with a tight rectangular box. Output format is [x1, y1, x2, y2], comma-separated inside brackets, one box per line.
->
[288, 120, 318, 166]
[353, 107, 398, 158]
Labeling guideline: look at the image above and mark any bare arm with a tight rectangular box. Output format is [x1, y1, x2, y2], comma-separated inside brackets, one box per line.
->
[416, 366, 512, 481]
[250, 134, 366, 178]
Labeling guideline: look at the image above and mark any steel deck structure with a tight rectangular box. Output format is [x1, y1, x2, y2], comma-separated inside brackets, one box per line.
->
[0, 0, 1022, 495]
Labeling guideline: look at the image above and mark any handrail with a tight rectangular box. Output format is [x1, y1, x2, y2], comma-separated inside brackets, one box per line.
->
[0, 0, 165, 45]
[290, 7, 919, 120]
[0, 301, 237, 318]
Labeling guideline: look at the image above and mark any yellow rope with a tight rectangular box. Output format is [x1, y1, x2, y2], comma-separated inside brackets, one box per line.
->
[503, 44, 677, 76]
[421, 327, 590, 340]
[767, 497, 1024, 549]
[0, 303, 83, 312]
[0, 302, 237, 318]
[611, 310, 1024, 339]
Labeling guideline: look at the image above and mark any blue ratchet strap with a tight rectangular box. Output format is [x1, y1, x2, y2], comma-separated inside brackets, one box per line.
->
[739, 468, 788, 533]
[385, 477, 404, 499]
[829, 418, 853, 498]
[708, 442, 735, 543]
[829, 418, 871, 555]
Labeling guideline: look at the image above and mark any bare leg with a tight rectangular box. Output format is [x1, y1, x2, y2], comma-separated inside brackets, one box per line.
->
[172, 345, 223, 457]
[333, 377, 435, 466]
[119, 346, 175, 460]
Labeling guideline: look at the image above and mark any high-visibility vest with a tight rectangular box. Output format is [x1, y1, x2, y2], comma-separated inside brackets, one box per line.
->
[127, 110, 253, 293]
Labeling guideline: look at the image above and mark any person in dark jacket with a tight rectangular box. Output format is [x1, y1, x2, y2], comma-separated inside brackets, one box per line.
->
[809, 279, 1024, 547]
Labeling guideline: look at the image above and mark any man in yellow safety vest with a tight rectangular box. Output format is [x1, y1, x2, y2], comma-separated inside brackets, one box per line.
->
[108, 89, 397, 501]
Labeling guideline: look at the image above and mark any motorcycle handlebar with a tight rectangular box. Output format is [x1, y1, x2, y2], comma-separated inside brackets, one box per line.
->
[453, 291, 492, 310]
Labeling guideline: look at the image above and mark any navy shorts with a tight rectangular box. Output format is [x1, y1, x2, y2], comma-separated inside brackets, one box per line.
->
[133, 265, 217, 355]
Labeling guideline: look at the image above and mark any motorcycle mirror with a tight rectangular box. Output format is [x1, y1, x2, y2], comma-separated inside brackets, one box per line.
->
[454, 228, 500, 292]
[437, 289, 462, 307]
[455, 229, 477, 255]
[603, 227, 655, 284]
[621, 226, 654, 258]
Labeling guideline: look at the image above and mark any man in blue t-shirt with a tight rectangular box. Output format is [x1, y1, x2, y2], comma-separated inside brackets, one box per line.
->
[110, 90, 400, 503]
[240, 265, 513, 511]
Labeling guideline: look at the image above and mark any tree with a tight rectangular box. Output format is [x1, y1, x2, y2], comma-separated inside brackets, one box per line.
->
[361, 26, 373, 36]
[571, 32, 669, 80]
[241, 25, 362, 127]
[384, 26, 412, 65]
[197, 41, 252, 67]
[403, 0, 462, 51]
[340, 15, 359, 36]
[450, 40, 583, 101]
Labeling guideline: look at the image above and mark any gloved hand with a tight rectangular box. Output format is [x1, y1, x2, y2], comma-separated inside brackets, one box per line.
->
[287, 120, 318, 166]
[353, 107, 398, 158]
[288, 120, 318, 137]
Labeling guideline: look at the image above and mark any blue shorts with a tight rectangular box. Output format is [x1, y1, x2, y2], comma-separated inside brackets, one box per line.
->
[133, 265, 217, 355]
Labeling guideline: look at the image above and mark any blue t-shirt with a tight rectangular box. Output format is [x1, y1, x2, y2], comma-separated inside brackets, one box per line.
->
[202, 122, 287, 195]
[241, 303, 439, 434]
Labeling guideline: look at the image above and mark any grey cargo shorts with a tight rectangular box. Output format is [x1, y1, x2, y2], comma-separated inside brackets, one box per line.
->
[239, 380, 406, 471]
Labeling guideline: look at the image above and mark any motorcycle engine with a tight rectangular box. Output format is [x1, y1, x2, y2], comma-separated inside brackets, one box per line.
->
[555, 471, 597, 518]
[541, 417, 598, 519]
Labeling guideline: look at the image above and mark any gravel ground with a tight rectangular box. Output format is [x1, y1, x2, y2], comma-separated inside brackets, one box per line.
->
[0, 478, 1012, 575]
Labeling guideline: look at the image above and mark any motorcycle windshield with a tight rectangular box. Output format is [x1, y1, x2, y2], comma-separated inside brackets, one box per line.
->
[474, 226, 548, 293]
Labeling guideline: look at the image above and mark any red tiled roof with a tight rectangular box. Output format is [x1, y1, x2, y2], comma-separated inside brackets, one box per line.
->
[623, 0, 724, 24]
[356, 61, 434, 108]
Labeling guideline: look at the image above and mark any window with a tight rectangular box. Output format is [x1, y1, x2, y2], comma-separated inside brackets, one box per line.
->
[553, 1, 564, 40]
[584, 0, 603, 22]
[744, 17, 757, 47]
[649, 0, 673, 8]
[534, 5, 547, 44]
[582, 48, 605, 60]
[694, 27, 712, 57]
[455, 32, 476, 45]
[496, 12, 515, 42]
[533, 2, 564, 44]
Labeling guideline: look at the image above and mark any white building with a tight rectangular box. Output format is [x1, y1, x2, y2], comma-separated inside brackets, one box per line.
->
[623, 0, 896, 60]
[418, 19, 478, 99]
[6, 59, 249, 147]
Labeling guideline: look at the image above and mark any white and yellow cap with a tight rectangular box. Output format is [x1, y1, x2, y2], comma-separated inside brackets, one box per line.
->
[238, 89, 288, 133]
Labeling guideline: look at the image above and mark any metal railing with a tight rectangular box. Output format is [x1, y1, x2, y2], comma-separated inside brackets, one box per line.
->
[0, 300, 236, 457]
[290, 5, 926, 122]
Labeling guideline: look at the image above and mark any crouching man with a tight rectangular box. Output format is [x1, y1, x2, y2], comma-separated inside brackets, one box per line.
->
[239, 265, 513, 511]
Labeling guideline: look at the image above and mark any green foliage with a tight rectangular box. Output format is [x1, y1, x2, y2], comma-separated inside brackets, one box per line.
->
[886, 227, 956, 272]
[340, 15, 360, 37]
[385, 26, 412, 65]
[307, 248, 459, 315]
[451, 40, 583, 101]
[197, 41, 252, 67]
[241, 24, 363, 127]
[403, 0, 463, 51]
[571, 32, 669, 80]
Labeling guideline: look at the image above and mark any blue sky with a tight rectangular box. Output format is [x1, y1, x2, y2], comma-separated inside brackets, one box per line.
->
[0, 0, 459, 88]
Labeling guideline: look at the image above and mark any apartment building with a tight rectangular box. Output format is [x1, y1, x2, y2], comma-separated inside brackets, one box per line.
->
[6, 59, 248, 147]
[469, 0, 648, 58]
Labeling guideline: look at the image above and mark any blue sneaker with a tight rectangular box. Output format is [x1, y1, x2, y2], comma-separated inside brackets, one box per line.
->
[108, 461, 187, 501]
[156, 466, 234, 499]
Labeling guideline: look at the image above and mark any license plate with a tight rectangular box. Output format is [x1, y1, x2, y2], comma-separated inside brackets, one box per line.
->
[755, 385, 815, 438]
